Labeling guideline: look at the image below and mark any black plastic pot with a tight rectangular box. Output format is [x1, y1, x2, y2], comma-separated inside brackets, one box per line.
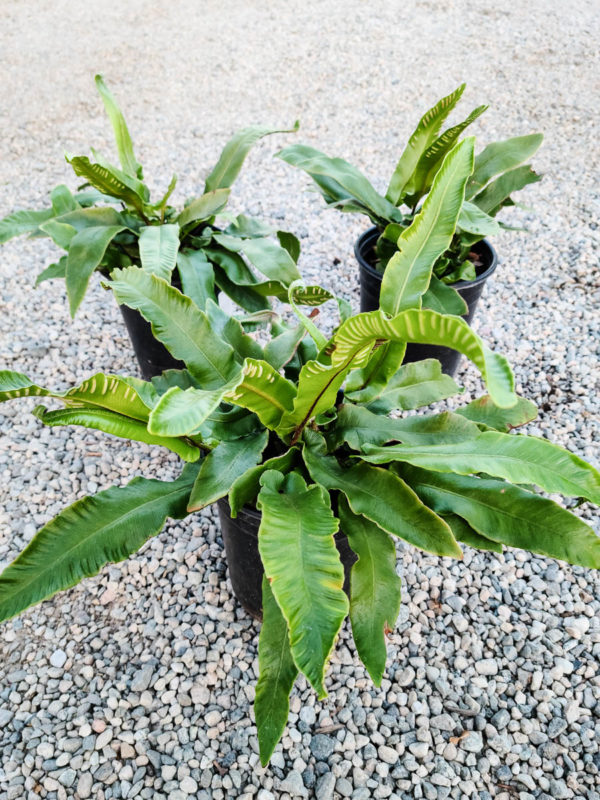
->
[355, 227, 498, 375]
[217, 497, 357, 620]
[119, 304, 185, 382]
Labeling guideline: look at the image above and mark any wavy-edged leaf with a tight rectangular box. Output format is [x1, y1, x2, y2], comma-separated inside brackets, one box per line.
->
[422, 275, 468, 315]
[212, 265, 272, 312]
[175, 249, 216, 310]
[442, 513, 502, 553]
[148, 384, 234, 437]
[138, 224, 180, 280]
[66, 224, 126, 315]
[229, 449, 297, 516]
[472, 164, 541, 216]
[455, 394, 537, 432]
[398, 464, 600, 569]
[348, 358, 461, 412]
[205, 122, 299, 192]
[329, 309, 517, 409]
[187, 430, 268, 511]
[33, 405, 199, 462]
[466, 133, 544, 199]
[338, 497, 401, 685]
[302, 432, 461, 558]
[380, 138, 475, 316]
[289, 283, 334, 306]
[328, 405, 480, 451]
[0, 207, 55, 243]
[107, 267, 238, 388]
[0, 370, 152, 421]
[255, 576, 298, 766]
[277, 359, 346, 440]
[277, 144, 403, 225]
[213, 233, 301, 285]
[205, 300, 264, 362]
[386, 84, 466, 205]
[95, 74, 143, 178]
[225, 358, 297, 429]
[363, 431, 600, 504]
[0, 464, 199, 624]
[404, 104, 488, 204]
[257, 470, 348, 697]
[177, 189, 230, 229]
[66, 155, 148, 212]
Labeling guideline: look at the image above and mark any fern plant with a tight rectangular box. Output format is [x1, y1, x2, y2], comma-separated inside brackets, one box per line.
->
[1, 152, 598, 763]
[0, 75, 301, 316]
[278, 83, 543, 287]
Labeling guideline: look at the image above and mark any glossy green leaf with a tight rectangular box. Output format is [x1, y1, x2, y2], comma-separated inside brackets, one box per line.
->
[66, 224, 126, 316]
[50, 185, 80, 216]
[35, 257, 67, 286]
[466, 133, 544, 198]
[302, 432, 461, 558]
[175, 249, 215, 310]
[56, 206, 125, 231]
[213, 234, 301, 285]
[277, 359, 346, 440]
[66, 155, 148, 213]
[255, 576, 298, 767]
[421, 275, 468, 315]
[187, 430, 268, 511]
[229, 449, 297, 516]
[329, 405, 480, 451]
[278, 144, 403, 225]
[0, 464, 199, 624]
[455, 394, 538, 432]
[257, 470, 348, 697]
[457, 201, 501, 236]
[339, 497, 401, 685]
[263, 324, 306, 370]
[39, 219, 77, 249]
[363, 431, 600, 504]
[107, 267, 238, 388]
[386, 84, 466, 205]
[138, 224, 180, 280]
[225, 358, 297, 429]
[0, 207, 55, 243]
[95, 74, 143, 178]
[205, 300, 264, 363]
[380, 138, 474, 316]
[442, 513, 502, 553]
[399, 464, 600, 569]
[177, 189, 230, 229]
[472, 165, 541, 216]
[148, 384, 234, 437]
[277, 230, 301, 262]
[32, 405, 199, 462]
[205, 122, 299, 192]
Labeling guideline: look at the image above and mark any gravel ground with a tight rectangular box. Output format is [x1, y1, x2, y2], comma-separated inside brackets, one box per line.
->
[1, 1, 599, 798]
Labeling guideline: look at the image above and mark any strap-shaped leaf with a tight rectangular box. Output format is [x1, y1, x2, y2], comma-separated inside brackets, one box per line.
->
[457, 201, 501, 236]
[35, 258, 67, 286]
[362, 431, 600, 504]
[33, 405, 199, 462]
[50, 185, 80, 216]
[338, 497, 401, 686]
[148, 384, 235, 437]
[225, 358, 297, 429]
[205, 300, 264, 362]
[386, 84, 466, 205]
[277, 144, 403, 225]
[399, 464, 600, 569]
[0, 464, 199, 624]
[472, 164, 541, 216]
[455, 394, 537, 432]
[329, 309, 517, 408]
[442, 513, 502, 553]
[276, 359, 346, 439]
[213, 234, 301, 285]
[421, 274, 468, 315]
[177, 189, 230, 229]
[257, 470, 348, 698]
[66, 156, 148, 213]
[175, 250, 216, 310]
[466, 133, 544, 199]
[229, 449, 297, 516]
[0, 370, 152, 421]
[205, 122, 299, 192]
[329, 405, 480, 451]
[138, 224, 180, 280]
[403, 105, 488, 204]
[39, 219, 77, 249]
[187, 430, 268, 511]
[255, 576, 298, 767]
[107, 267, 239, 388]
[380, 138, 474, 316]
[94, 74, 143, 179]
[0, 207, 55, 243]
[263, 324, 307, 371]
[66, 224, 126, 315]
[302, 432, 461, 558]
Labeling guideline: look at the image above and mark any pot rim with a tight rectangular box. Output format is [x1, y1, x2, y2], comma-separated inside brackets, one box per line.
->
[355, 225, 498, 289]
